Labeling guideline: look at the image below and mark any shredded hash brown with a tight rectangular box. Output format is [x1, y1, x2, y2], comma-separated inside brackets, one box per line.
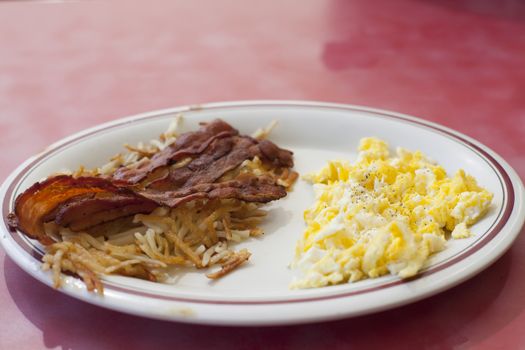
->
[18, 116, 297, 294]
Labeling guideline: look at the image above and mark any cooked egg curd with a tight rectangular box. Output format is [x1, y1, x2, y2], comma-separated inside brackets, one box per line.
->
[291, 138, 493, 289]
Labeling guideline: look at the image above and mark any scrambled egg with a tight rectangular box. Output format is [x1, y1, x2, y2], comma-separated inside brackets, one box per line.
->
[291, 138, 493, 289]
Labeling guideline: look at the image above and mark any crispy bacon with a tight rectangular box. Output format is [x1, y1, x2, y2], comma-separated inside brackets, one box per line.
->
[53, 193, 158, 231]
[113, 119, 239, 184]
[148, 136, 261, 191]
[140, 174, 287, 208]
[9, 176, 155, 244]
[113, 119, 293, 187]
[8, 119, 294, 244]
[257, 139, 293, 168]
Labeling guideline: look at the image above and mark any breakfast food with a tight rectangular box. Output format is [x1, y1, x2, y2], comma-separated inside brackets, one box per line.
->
[7, 118, 298, 293]
[291, 137, 493, 289]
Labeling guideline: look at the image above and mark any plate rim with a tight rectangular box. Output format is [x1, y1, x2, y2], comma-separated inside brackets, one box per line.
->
[1, 100, 524, 325]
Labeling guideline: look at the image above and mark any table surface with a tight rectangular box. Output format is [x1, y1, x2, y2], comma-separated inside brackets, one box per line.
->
[1, 0, 524, 349]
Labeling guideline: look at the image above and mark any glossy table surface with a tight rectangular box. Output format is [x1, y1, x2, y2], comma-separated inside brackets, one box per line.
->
[1, 0, 524, 348]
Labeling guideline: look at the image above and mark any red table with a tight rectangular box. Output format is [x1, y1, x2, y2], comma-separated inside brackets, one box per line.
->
[1, 1, 524, 348]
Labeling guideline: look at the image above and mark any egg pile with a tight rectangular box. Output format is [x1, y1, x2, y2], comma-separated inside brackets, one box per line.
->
[291, 138, 493, 289]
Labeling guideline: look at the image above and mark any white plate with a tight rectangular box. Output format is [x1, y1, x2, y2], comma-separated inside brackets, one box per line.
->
[1, 101, 524, 326]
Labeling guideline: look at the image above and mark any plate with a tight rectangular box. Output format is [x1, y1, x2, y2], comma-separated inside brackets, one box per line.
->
[1, 101, 524, 326]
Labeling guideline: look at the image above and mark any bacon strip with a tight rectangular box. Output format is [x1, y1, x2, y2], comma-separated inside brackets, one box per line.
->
[53, 193, 158, 231]
[148, 136, 258, 191]
[8, 176, 155, 244]
[257, 139, 293, 168]
[9, 173, 286, 244]
[113, 119, 239, 184]
[113, 119, 293, 186]
[140, 174, 287, 208]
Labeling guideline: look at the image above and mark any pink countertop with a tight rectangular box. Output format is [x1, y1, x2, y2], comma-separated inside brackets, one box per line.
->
[1, 0, 524, 348]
